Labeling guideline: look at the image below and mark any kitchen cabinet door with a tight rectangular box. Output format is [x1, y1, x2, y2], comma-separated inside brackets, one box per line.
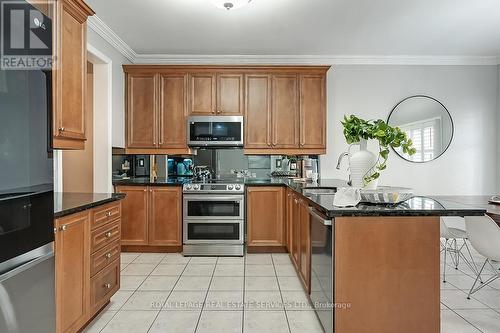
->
[126, 73, 157, 148]
[299, 74, 326, 149]
[189, 73, 216, 115]
[217, 73, 244, 115]
[291, 194, 301, 270]
[299, 199, 311, 293]
[55, 211, 90, 333]
[247, 187, 285, 247]
[149, 187, 182, 246]
[244, 74, 271, 149]
[158, 74, 188, 148]
[271, 74, 299, 148]
[52, 0, 94, 149]
[115, 186, 149, 245]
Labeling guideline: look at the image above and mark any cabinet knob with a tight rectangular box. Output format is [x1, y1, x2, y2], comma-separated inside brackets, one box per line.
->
[59, 127, 65, 132]
[105, 253, 112, 259]
[61, 225, 67, 231]
[106, 211, 112, 217]
[103, 283, 112, 289]
[105, 232, 112, 238]
[143, 189, 147, 192]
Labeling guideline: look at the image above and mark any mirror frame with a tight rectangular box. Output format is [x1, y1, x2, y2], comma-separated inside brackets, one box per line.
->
[387, 95, 454, 163]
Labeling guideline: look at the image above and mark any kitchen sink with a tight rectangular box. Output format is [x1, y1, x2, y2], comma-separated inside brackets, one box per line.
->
[303, 188, 337, 196]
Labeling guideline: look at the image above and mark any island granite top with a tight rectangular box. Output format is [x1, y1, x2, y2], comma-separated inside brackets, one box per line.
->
[54, 192, 126, 218]
[112, 177, 487, 218]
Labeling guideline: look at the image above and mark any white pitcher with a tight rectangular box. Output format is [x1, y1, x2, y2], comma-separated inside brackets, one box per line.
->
[348, 139, 378, 190]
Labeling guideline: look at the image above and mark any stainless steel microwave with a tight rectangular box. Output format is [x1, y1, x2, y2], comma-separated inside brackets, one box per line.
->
[187, 116, 244, 147]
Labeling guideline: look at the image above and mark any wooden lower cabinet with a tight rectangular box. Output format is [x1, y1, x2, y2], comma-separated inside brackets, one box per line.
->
[55, 211, 90, 333]
[116, 185, 183, 250]
[298, 198, 311, 293]
[149, 187, 182, 246]
[55, 201, 122, 333]
[116, 186, 149, 245]
[286, 191, 311, 293]
[247, 187, 285, 249]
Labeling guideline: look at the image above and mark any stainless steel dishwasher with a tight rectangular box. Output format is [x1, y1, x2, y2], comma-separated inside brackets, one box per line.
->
[309, 207, 333, 333]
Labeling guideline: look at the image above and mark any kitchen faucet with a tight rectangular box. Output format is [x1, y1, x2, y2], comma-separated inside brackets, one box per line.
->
[336, 152, 352, 186]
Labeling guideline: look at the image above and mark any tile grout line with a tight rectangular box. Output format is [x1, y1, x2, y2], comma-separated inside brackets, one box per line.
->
[194, 257, 218, 333]
[448, 308, 485, 333]
[242, 254, 246, 333]
[272, 254, 293, 333]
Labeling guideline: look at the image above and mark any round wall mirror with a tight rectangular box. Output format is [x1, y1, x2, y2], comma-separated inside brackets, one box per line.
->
[388, 95, 453, 163]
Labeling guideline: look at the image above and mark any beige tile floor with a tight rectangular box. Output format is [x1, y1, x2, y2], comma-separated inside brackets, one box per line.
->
[83, 243, 500, 333]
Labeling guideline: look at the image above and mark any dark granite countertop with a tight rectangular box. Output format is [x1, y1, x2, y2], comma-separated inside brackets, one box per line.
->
[111, 177, 486, 218]
[54, 192, 126, 218]
[113, 177, 191, 186]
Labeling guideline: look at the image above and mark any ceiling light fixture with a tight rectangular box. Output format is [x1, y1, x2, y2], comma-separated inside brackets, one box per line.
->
[210, 0, 252, 11]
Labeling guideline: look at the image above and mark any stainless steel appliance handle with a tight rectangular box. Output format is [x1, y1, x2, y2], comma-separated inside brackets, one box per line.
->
[183, 195, 244, 201]
[309, 207, 332, 226]
[0, 243, 54, 282]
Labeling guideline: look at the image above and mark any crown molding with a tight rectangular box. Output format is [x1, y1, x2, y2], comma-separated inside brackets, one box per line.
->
[88, 16, 499, 66]
[87, 16, 137, 62]
[133, 54, 499, 66]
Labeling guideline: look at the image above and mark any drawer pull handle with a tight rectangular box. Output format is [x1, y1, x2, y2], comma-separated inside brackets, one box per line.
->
[105, 253, 112, 259]
[106, 211, 112, 217]
[103, 283, 112, 289]
[105, 232, 112, 238]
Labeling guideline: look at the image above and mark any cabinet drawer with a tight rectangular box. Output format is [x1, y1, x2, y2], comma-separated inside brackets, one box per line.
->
[92, 202, 121, 230]
[90, 259, 120, 313]
[90, 220, 120, 253]
[90, 240, 121, 277]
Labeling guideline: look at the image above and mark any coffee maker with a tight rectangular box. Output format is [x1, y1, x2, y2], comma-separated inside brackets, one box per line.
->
[300, 157, 319, 181]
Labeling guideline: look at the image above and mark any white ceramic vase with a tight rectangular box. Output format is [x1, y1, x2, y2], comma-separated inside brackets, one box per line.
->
[349, 139, 378, 190]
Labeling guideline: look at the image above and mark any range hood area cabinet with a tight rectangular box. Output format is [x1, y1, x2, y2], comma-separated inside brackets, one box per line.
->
[124, 69, 191, 154]
[189, 73, 244, 116]
[244, 72, 327, 155]
[30, 0, 95, 150]
[123, 65, 329, 155]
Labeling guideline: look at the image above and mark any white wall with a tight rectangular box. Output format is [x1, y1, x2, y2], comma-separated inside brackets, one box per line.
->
[497, 65, 500, 192]
[87, 29, 131, 148]
[320, 65, 498, 196]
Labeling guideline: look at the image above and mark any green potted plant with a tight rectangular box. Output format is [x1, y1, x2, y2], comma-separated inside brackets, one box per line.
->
[341, 115, 417, 188]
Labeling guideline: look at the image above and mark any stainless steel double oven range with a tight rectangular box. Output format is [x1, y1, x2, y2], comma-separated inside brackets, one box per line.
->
[182, 181, 245, 256]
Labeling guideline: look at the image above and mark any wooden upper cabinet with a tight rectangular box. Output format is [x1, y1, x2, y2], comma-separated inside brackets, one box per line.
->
[55, 211, 90, 333]
[217, 74, 244, 115]
[53, 0, 94, 150]
[158, 74, 187, 148]
[149, 187, 182, 246]
[247, 187, 285, 247]
[189, 73, 216, 115]
[126, 73, 157, 148]
[116, 186, 149, 245]
[244, 74, 271, 149]
[271, 74, 299, 148]
[300, 74, 326, 149]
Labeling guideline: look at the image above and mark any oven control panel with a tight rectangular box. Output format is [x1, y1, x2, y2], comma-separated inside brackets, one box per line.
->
[183, 183, 244, 193]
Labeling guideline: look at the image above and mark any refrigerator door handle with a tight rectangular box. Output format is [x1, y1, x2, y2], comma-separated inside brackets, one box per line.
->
[0, 243, 54, 282]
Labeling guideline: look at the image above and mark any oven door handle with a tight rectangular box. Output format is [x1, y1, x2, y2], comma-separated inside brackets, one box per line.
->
[183, 195, 244, 201]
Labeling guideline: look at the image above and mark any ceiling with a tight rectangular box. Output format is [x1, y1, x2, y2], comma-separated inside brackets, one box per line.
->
[86, 0, 500, 58]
